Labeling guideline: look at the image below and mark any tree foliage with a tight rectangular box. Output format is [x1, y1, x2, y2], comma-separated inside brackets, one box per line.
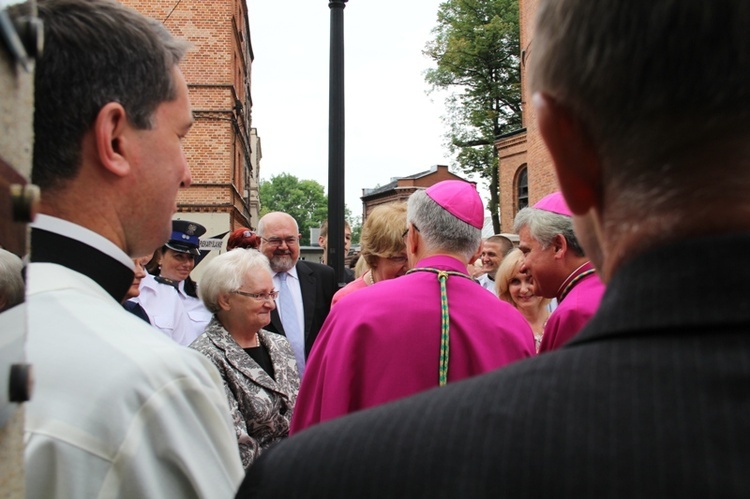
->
[347, 214, 362, 246]
[259, 173, 328, 245]
[259, 173, 362, 246]
[424, 0, 522, 233]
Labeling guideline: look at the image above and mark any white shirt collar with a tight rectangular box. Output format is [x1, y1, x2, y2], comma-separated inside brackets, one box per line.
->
[32, 214, 134, 271]
[275, 265, 299, 281]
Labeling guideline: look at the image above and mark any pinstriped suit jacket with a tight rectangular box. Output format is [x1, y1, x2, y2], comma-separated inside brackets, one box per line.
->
[239, 232, 750, 498]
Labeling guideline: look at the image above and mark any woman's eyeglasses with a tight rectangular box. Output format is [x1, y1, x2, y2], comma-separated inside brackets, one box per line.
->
[232, 290, 279, 302]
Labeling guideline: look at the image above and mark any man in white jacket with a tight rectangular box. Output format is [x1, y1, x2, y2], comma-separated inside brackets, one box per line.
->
[476, 234, 514, 295]
[10, 0, 244, 496]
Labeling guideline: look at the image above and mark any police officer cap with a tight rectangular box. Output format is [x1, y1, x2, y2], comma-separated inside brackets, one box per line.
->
[165, 220, 206, 256]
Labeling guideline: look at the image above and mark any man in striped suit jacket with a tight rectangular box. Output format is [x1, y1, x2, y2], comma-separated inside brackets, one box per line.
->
[237, 0, 750, 496]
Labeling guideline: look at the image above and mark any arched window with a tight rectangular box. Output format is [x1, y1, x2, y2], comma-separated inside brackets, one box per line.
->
[516, 166, 529, 211]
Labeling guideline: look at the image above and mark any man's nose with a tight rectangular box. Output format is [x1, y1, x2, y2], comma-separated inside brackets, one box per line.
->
[180, 161, 192, 188]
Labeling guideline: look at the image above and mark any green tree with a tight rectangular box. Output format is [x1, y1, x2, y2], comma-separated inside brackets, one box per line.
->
[424, 0, 522, 233]
[259, 173, 328, 245]
[347, 213, 362, 246]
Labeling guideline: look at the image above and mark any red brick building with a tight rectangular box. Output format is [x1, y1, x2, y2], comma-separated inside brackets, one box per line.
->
[121, 0, 258, 237]
[495, 0, 557, 232]
[361, 165, 473, 220]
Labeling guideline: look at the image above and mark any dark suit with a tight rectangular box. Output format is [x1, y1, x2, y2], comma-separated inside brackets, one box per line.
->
[266, 260, 338, 358]
[239, 233, 750, 498]
[123, 300, 151, 324]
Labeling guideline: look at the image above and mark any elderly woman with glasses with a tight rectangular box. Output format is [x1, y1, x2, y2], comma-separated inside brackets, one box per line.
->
[190, 248, 300, 469]
[332, 202, 408, 306]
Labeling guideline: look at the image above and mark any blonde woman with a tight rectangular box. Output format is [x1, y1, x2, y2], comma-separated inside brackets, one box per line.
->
[496, 249, 550, 352]
[332, 203, 408, 306]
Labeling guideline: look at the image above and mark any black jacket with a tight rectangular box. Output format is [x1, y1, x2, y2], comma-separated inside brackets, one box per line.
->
[239, 233, 750, 498]
[265, 260, 338, 358]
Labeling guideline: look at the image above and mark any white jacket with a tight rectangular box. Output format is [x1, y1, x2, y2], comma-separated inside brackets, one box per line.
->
[20, 262, 244, 498]
[477, 272, 498, 296]
[137, 273, 211, 346]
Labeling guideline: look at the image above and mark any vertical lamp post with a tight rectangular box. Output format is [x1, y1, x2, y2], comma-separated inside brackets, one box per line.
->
[327, 0, 347, 286]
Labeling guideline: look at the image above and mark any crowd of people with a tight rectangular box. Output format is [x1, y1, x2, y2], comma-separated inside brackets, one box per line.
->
[114, 183, 590, 463]
[2, 0, 748, 496]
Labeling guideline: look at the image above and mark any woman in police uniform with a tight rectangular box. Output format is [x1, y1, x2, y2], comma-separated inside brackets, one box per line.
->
[136, 220, 212, 345]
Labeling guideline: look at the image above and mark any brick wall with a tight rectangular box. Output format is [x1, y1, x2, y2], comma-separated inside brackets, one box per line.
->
[520, 0, 558, 203]
[495, 0, 558, 232]
[120, 0, 255, 231]
[361, 166, 472, 220]
[497, 131, 527, 232]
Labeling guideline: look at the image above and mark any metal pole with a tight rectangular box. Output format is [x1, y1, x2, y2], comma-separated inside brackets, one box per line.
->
[327, 0, 347, 286]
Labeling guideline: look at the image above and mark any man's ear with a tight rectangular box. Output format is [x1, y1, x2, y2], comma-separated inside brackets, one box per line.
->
[552, 233, 567, 259]
[409, 225, 420, 253]
[470, 243, 483, 265]
[406, 225, 420, 266]
[533, 92, 601, 215]
[93, 102, 132, 178]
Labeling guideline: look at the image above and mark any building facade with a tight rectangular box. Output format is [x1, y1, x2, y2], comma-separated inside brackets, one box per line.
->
[496, 0, 557, 232]
[121, 0, 259, 238]
[248, 128, 262, 224]
[361, 165, 473, 220]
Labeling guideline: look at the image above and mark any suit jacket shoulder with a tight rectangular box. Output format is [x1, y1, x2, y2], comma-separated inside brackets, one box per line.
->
[239, 234, 750, 498]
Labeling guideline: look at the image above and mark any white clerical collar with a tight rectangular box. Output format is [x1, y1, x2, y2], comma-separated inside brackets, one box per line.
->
[31, 214, 134, 271]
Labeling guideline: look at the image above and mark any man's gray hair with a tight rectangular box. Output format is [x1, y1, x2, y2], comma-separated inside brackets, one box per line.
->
[514, 207, 584, 257]
[407, 189, 481, 262]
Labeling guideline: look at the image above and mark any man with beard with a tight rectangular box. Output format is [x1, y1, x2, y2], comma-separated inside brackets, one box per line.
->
[257, 212, 338, 376]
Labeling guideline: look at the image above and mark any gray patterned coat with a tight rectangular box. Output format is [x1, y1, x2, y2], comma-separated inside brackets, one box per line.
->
[190, 317, 300, 469]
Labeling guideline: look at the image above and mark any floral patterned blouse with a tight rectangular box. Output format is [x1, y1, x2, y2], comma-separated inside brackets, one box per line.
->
[190, 317, 300, 469]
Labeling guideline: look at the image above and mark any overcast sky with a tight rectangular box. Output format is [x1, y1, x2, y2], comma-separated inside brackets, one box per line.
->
[248, 0, 487, 220]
